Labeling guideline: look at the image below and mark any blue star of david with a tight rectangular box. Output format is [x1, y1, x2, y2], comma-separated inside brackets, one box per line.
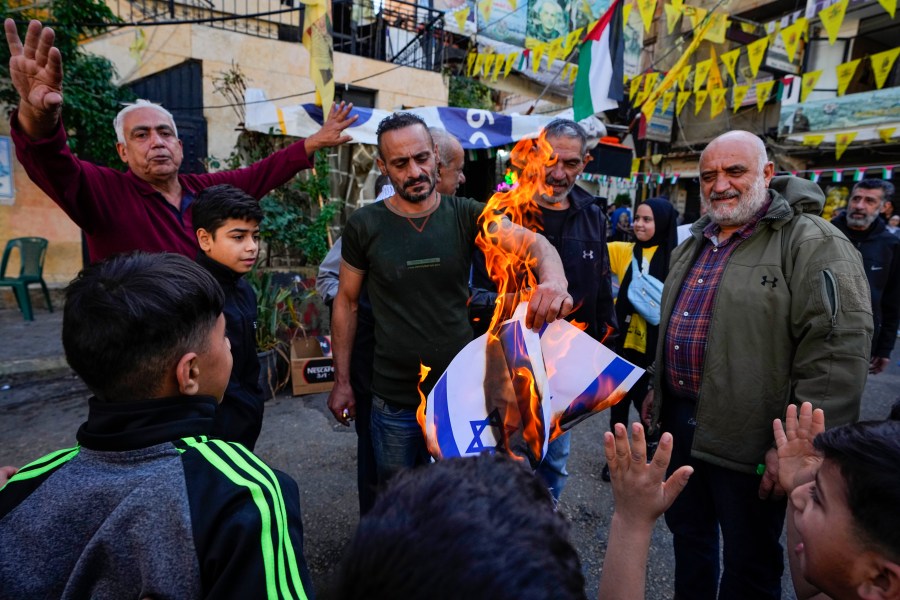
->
[466, 409, 504, 454]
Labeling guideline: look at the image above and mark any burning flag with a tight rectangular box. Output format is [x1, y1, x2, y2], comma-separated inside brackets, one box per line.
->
[424, 305, 644, 466]
[421, 131, 644, 467]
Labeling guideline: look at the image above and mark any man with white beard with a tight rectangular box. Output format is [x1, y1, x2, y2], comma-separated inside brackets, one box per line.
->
[644, 130, 872, 600]
[831, 179, 900, 376]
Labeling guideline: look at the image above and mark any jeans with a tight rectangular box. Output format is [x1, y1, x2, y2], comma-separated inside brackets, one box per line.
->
[535, 432, 570, 501]
[663, 399, 786, 600]
[370, 394, 431, 482]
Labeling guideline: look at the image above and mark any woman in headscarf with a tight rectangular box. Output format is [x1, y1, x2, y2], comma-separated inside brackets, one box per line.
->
[602, 197, 678, 480]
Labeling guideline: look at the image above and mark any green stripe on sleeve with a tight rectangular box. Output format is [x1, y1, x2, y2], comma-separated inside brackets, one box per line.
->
[181, 438, 306, 600]
[1, 447, 80, 492]
[220, 442, 307, 600]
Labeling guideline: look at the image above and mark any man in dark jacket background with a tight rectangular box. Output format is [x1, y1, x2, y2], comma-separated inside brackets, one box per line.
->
[832, 179, 900, 374]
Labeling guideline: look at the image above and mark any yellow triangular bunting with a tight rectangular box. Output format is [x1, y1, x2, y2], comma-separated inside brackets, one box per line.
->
[454, 7, 470, 33]
[623, 3, 633, 27]
[630, 75, 643, 100]
[695, 58, 712, 89]
[661, 90, 676, 113]
[637, 0, 657, 33]
[803, 134, 825, 147]
[801, 70, 822, 102]
[710, 88, 727, 118]
[641, 96, 660, 120]
[532, 44, 546, 73]
[877, 0, 896, 17]
[479, 0, 493, 23]
[684, 6, 708, 30]
[664, 3, 681, 35]
[708, 47, 723, 89]
[474, 54, 486, 77]
[732, 84, 750, 111]
[819, 0, 849, 46]
[720, 48, 740, 83]
[835, 131, 856, 160]
[756, 79, 775, 111]
[676, 90, 692, 114]
[694, 90, 708, 114]
[504, 53, 518, 77]
[704, 11, 730, 44]
[870, 47, 900, 89]
[746, 36, 769, 79]
[835, 58, 860, 96]
[878, 127, 897, 143]
[467, 52, 477, 77]
[677, 65, 691, 91]
[779, 18, 807, 63]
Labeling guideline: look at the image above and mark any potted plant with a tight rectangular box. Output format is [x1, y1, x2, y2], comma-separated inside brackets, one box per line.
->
[246, 267, 298, 400]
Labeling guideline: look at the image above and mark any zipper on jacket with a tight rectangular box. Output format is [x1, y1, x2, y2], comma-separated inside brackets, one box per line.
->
[821, 269, 839, 340]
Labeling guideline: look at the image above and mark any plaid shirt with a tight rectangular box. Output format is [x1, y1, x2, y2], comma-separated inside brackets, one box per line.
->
[664, 198, 772, 401]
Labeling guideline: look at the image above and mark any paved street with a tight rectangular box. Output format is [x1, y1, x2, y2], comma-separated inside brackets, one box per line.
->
[1, 306, 898, 598]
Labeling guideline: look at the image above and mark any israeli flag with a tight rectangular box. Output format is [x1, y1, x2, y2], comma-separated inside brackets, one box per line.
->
[244, 89, 558, 149]
[425, 305, 645, 464]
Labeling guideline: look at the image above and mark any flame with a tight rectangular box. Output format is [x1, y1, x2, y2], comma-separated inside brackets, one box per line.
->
[420, 132, 591, 466]
[415, 362, 442, 459]
[476, 132, 558, 467]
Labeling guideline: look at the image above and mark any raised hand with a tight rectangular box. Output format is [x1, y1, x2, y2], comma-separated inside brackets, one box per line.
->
[304, 101, 358, 153]
[604, 422, 692, 527]
[773, 402, 825, 493]
[5, 19, 64, 137]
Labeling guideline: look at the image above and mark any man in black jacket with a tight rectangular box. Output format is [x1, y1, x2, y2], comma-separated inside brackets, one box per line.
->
[470, 119, 617, 500]
[832, 179, 900, 374]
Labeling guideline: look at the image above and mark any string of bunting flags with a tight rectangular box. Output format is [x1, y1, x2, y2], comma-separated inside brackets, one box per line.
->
[607, 165, 896, 187]
[466, 0, 898, 163]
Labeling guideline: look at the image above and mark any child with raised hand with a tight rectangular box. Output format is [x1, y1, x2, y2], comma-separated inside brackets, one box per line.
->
[774, 402, 900, 600]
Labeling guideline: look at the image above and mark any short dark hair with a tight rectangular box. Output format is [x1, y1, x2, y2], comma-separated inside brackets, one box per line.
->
[852, 179, 895, 203]
[335, 453, 587, 600]
[543, 118, 588, 156]
[376, 112, 431, 157]
[815, 418, 900, 561]
[63, 253, 225, 402]
[192, 184, 264, 236]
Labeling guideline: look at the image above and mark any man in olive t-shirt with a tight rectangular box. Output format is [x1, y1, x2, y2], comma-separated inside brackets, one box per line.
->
[327, 113, 573, 480]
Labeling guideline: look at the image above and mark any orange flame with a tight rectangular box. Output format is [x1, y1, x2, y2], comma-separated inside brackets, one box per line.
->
[476, 131, 560, 467]
[476, 132, 557, 333]
[419, 132, 574, 465]
[415, 361, 442, 459]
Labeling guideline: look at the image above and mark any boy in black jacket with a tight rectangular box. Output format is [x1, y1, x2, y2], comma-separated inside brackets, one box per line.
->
[193, 184, 266, 450]
[0, 253, 314, 598]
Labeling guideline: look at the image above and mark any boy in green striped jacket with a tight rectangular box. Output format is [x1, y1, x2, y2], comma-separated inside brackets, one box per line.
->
[0, 252, 314, 599]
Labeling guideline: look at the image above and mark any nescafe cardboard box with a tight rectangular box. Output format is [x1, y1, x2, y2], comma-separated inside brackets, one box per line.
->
[291, 336, 335, 396]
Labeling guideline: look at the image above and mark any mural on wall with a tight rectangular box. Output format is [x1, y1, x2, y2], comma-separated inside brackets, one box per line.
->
[526, 0, 572, 44]
[778, 84, 900, 133]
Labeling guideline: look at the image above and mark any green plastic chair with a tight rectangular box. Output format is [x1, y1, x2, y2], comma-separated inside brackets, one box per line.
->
[0, 237, 53, 321]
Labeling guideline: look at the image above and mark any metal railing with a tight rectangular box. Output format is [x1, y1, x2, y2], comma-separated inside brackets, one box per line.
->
[108, 0, 447, 71]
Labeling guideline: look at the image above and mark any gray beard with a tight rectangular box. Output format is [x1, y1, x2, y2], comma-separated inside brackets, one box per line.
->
[846, 212, 879, 229]
[703, 182, 769, 228]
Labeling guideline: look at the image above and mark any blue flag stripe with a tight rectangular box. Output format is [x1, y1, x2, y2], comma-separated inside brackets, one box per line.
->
[433, 374, 461, 458]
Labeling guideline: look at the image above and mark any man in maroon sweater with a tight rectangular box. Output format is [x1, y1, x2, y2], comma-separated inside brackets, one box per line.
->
[5, 19, 356, 262]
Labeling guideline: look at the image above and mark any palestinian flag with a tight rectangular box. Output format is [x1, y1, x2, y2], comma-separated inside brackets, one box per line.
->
[573, 0, 625, 121]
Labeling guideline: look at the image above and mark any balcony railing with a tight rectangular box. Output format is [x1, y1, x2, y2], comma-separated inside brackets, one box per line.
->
[109, 0, 447, 71]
